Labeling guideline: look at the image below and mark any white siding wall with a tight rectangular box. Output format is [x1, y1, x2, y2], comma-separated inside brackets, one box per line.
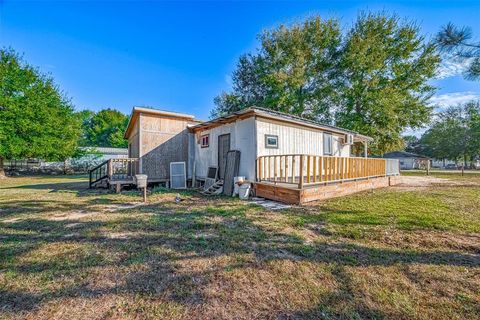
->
[256, 118, 351, 157]
[194, 117, 353, 182]
[194, 117, 256, 180]
[399, 158, 415, 170]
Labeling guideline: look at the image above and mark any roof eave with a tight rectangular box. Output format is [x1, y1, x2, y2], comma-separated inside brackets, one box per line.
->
[189, 106, 375, 141]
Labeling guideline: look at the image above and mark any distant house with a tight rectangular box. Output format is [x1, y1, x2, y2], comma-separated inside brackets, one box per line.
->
[79, 147, 128, 161]
[72, 147, 129, 171]
[90, 106, 401, 203]
[383, 151, 430, 170]
[431, 158, 457, 169]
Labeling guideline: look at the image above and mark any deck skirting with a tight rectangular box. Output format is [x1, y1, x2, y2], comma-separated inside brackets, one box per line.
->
[254, 176, 401, 204]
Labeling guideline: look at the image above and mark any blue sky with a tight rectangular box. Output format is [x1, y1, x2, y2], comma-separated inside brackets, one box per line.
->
[1, 0, 479, 123]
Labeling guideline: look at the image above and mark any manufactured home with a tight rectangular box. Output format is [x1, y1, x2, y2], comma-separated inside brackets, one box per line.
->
[383, 151, 430, 170]
[89, 106, 400, 203]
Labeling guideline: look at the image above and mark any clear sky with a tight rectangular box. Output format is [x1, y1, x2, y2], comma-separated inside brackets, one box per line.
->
[1, 0, 479, 122]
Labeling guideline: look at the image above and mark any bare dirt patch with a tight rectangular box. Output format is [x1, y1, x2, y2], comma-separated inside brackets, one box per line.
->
[392, 175, 480, 191]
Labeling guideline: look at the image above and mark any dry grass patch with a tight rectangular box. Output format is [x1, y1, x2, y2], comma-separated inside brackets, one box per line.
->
[1, 174, 479, 319]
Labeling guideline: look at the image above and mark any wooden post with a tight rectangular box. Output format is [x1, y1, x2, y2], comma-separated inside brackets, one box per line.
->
[364, 158, 367, 177]
[320, 157, 323, 182]
[285, 156, 288, 182]
[280, 156, 284, 182]
[263, 157, 266, 181]
[340, 157, 344, 181]
[313, 156, 317, 183]
[274, 156, 278, 182]
[268, 156, 271, 181]
[292, 155, 296, 183]
[306, 156, 311, 183]
[462, 155, 465, 176]
[258, 157, 263, 181]
[324, 157, 329, 181]
[426, 159, 430, 176]
[299, 155, 304, 189]
[143, 187, 147, 203]
[108, 159, 113, 178]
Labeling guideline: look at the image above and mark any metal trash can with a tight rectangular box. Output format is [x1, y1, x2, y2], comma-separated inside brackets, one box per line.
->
[135, 174, 148, 188]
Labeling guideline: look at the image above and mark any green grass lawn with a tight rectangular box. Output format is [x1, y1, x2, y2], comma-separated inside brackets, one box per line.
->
[1, 174, 479, 319]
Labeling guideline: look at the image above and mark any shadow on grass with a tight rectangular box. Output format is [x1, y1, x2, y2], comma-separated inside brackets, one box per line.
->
[1, 179, 479, 317]
[2, 181, 90, 192]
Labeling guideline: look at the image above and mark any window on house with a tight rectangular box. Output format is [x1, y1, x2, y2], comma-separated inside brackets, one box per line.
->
[200, 134, 209, 148]
[265, 135, 278, 148]
[323, 133, 332, 155]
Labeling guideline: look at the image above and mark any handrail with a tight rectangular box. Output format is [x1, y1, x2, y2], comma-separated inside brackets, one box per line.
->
[90, 159, 109, 173]
[109, 158, 139, 181]
[89, 158, 140, 188]
[89, 160, 109, 188]
[256, 154, 388, 189]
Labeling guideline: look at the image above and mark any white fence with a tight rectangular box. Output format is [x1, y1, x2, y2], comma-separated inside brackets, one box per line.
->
[385, 159, 400, 176]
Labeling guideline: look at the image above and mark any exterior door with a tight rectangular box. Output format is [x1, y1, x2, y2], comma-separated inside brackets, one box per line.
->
[218, 134, 231, 180]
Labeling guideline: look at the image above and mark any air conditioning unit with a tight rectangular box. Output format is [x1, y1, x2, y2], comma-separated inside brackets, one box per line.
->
[343, 134, 354, 145]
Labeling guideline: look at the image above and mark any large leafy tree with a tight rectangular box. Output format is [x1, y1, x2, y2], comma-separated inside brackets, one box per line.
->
[79, 108, 128, 148]
[213, 13, 440, 154]
[421, 101, 480, 165]
[336, 13, 440, 154]
[436, 23, 480, 80]
[0, 48, 80, 176]
[213, 16, 343, 122]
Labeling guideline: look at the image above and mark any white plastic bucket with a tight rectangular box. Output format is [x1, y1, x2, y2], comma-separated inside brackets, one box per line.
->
[238, 183, 251, 200]
[233, 176, 245, 196]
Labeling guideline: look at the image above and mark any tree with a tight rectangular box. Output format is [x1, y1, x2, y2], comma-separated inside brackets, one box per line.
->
[213, 16, 343, 122]
[213, 13, 440, 154]
[436, 23, 480, 80]
[0, 48, 80, 177]
[403, 135, 422, 154]
[421, 101, 480, 166]
[336, 13, 440, 154]
[79, 108, 128, 148]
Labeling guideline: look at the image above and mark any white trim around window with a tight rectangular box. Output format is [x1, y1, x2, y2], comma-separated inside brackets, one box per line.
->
[323, 133, 332, 155]
[265, 134, 278, 149]
[200, 134, 209, 148]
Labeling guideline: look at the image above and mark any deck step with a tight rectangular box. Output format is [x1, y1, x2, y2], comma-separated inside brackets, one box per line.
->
[201, 179, 224, 195]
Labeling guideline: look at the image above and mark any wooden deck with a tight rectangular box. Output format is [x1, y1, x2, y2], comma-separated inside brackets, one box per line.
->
[89, 158, 139, 192]
[255, 155, 399, 204]
[255, 176, 398, 204]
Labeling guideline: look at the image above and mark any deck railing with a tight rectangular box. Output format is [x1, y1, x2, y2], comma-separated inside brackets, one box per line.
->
[108, 158, 139, 181]
[89, 158, 139, 188]
[256, 154, 393, 189]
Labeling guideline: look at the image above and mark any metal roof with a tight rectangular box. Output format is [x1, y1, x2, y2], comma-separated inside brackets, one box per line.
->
[191, 106, 373, 141]
[80, 147, 128, 155]
[383, 151, 430, 159]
